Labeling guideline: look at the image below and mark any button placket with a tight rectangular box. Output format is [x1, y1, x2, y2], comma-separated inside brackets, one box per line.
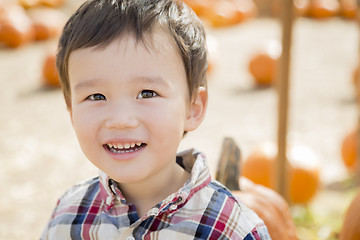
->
[169, 204, 177, 211]
[106, 196, 112, 205]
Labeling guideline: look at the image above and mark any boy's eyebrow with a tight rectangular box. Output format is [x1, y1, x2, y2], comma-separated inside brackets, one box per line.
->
[73, 76, 171, 92]
[74, 79, 101, 92]
[134, 75, 171, 88]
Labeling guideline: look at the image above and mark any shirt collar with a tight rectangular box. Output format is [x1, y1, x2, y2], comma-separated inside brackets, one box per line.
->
[99, 149, 211, 215]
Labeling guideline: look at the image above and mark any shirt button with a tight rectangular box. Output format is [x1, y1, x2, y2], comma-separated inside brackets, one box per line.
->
[126, 236, 135, 240]
[106, 196, 112, 205]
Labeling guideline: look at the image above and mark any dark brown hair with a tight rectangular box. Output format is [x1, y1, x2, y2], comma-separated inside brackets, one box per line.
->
[57, 0, 208, 108]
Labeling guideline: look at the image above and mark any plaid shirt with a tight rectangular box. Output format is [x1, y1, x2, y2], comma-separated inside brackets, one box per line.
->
[41, 149, 271, 240]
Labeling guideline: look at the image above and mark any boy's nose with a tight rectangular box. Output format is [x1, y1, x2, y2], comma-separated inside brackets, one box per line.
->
[104, 102, 139, 130]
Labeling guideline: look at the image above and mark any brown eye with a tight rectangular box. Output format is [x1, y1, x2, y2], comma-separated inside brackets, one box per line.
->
[87, 93, 106, 101]
[137, 90, 158, 99]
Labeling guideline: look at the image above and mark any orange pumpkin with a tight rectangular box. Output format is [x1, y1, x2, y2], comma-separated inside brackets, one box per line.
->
[248, 41, 281, 87]
[18, 0, 65, 8]
[341, 128, 358, 172]
[0, 4, 34, 47]
[27, 7, 66, 40]
[42, 53, 61, 87]
[242, 142, 320, 204]
[307, 0, 340, 19]
[248, 53, 278, 86]
[242, 142, 275, 188]
[18, 0, 38, 8]
[183, 0, 214, 17]
[339, 0, 357, 19]
[39, 0, 65, 8]
[202, 0, 257, 28]
[233, 177, 298, 240]
[339, 189, 360, 240]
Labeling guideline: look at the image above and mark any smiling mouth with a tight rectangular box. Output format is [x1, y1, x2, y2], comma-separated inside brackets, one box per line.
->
[104, 142, 147, 154]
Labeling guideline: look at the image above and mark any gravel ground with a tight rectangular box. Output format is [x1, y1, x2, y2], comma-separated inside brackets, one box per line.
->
[0, 5, 358, 239]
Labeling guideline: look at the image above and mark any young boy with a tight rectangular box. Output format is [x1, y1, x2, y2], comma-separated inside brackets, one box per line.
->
[41, 0, 271, 239]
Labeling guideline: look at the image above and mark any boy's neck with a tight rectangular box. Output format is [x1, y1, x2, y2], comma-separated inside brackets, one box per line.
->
[118, 162, 190, 218]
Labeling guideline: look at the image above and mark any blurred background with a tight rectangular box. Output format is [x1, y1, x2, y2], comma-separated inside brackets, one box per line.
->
[1, 0, 360, 239]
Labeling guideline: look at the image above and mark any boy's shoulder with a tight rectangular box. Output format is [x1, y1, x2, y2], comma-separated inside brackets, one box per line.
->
[60, 176, 100, 199]
[54, 177, 103, 212]
[184, 179, 270, 239]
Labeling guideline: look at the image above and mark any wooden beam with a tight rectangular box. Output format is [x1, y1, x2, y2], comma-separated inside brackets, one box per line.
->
[276, 0, 295, 199]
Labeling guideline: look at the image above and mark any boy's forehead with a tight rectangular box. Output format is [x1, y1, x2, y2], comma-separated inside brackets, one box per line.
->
[68, 28, 185, 81]
[70, 28, 181, 62]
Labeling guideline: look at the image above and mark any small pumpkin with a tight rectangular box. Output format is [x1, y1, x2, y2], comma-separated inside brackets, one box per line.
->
[39, 0, 65, 8]
[248, 41, 281, 87]
[18, 0, 65, 8]
[232, 177, 298, 240]
[0, 3, 34, 47]
[339, 189, 360, 240]
[27, 7, 66, 40]
[202, 0, 257, 28]
[341, 128, 358, 173]
[242, 142, 320, 204]
[18, 0, 39, 8]
[42, 53, 61, 88]
[306, 0, 340, 19]
[183, 0, 213, 17]
[339, 0, 357, 19]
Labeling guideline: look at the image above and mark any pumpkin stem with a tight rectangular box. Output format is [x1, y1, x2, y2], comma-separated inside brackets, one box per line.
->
[216, 137, 241, 191]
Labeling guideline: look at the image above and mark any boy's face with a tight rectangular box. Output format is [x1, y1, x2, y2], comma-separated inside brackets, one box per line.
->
[67, 32, 206, 183]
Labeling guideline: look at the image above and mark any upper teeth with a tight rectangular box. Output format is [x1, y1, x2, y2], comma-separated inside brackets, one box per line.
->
[108, 142, 142, 149]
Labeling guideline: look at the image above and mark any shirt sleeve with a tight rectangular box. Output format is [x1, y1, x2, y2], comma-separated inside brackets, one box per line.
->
[40, 198, 61, 240]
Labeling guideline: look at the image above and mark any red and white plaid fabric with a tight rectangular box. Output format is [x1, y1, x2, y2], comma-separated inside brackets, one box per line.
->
[41, 149, 271, 240]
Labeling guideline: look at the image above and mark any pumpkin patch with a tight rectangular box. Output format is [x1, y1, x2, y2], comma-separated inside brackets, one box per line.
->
[1, 0, 359, 239]
[242, 142, 321, 204]
[0, 3, 34, 47]
[183, 0, 257, 27]
[27, 7, 66, 40]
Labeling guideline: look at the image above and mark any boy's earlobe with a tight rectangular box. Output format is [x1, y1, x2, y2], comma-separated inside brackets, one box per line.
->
[185, 87, 208, 132]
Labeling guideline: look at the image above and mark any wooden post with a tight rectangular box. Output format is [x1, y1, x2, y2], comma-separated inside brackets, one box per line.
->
[216, 138, 241, 191]
[276, 0, 295, 199]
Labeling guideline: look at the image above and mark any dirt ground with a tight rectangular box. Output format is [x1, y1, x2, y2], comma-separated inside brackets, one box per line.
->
[0, 2, 359, 239]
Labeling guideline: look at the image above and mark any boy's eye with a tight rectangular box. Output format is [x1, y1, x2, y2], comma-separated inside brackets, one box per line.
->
[86, 93, 106, 101]
[137, 90, 158, 99]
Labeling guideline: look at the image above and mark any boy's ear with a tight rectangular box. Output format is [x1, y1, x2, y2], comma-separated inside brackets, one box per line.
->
[184, 87, 208, 132]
